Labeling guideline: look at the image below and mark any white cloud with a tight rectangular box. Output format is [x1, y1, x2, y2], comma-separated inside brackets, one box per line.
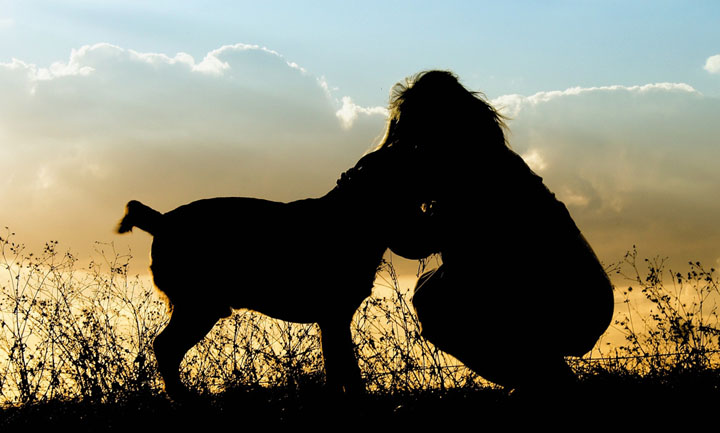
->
[2, 43, 313, 82]
[704, 54, 720, 74]
[192, 43, 310, 76]
[492, 82, 698, 117]
[520, 149, 547, 172]
[335, 96, 388, 129]
[0, 43, 388, 260]
[499, 82, 720, 267]
[0, 18, 13, 28]
[558, 187, 590, 208]
[1, 43, 718, 277]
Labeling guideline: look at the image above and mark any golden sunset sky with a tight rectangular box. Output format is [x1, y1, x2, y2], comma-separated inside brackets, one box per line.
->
[1, 1, 719, 293]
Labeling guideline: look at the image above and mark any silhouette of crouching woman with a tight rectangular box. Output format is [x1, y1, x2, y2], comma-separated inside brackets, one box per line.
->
[377, 70, 615, 396]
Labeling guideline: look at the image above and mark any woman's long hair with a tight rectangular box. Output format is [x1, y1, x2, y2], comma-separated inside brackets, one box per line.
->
[377, 70, 509, 156]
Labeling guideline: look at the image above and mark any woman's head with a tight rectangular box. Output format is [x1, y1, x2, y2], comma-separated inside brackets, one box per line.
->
[379, 70, 508, 156]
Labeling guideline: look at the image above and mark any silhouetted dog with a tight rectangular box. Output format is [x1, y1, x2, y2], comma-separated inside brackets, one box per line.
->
[117, 148, 433, 399]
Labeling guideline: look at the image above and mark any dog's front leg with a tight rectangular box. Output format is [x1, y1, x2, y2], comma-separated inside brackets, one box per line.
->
[319, 318, 363, 395]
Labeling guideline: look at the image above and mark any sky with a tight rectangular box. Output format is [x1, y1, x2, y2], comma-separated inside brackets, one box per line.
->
[1, 1, 719, 292]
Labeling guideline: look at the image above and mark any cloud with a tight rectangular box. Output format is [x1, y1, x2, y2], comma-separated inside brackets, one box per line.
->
[1, 43, 718, 277]
[0, 18, 13, 28]
[704, 54, 720, 74]
[520, 149, 547, 172]
[336, 96, 388, 129]
[492, 82, 699, 117]
[0, 43, 388, 262]
[497, 83, 720, 267]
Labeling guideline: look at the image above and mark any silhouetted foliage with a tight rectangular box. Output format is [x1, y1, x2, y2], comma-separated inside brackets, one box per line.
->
[572, 247, 720, 378]
[1, 232, 719, 426]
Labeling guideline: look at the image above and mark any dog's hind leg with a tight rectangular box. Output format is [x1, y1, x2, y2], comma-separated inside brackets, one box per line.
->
[153, 304, 221, 400]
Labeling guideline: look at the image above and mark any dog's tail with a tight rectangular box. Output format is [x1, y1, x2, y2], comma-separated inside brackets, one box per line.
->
[117, 200, 163, 236]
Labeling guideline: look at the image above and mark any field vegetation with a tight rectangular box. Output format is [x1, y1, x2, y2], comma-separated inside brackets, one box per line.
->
[1, 230, 718, 428]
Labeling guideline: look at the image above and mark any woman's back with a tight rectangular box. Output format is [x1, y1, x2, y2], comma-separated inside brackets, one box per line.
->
[433, 147, 581, 270]
[419, 144, 613, 351]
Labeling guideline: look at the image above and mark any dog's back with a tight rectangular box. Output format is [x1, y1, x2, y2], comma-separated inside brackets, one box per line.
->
[132, 196, 380, 322]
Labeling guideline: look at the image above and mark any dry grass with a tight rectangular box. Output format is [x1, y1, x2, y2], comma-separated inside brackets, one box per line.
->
[1, 230, 719, 427]
[0, 230, 482, 407]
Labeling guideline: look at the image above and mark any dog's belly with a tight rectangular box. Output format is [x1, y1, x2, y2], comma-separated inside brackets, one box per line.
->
[221, 256, 375, 323]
